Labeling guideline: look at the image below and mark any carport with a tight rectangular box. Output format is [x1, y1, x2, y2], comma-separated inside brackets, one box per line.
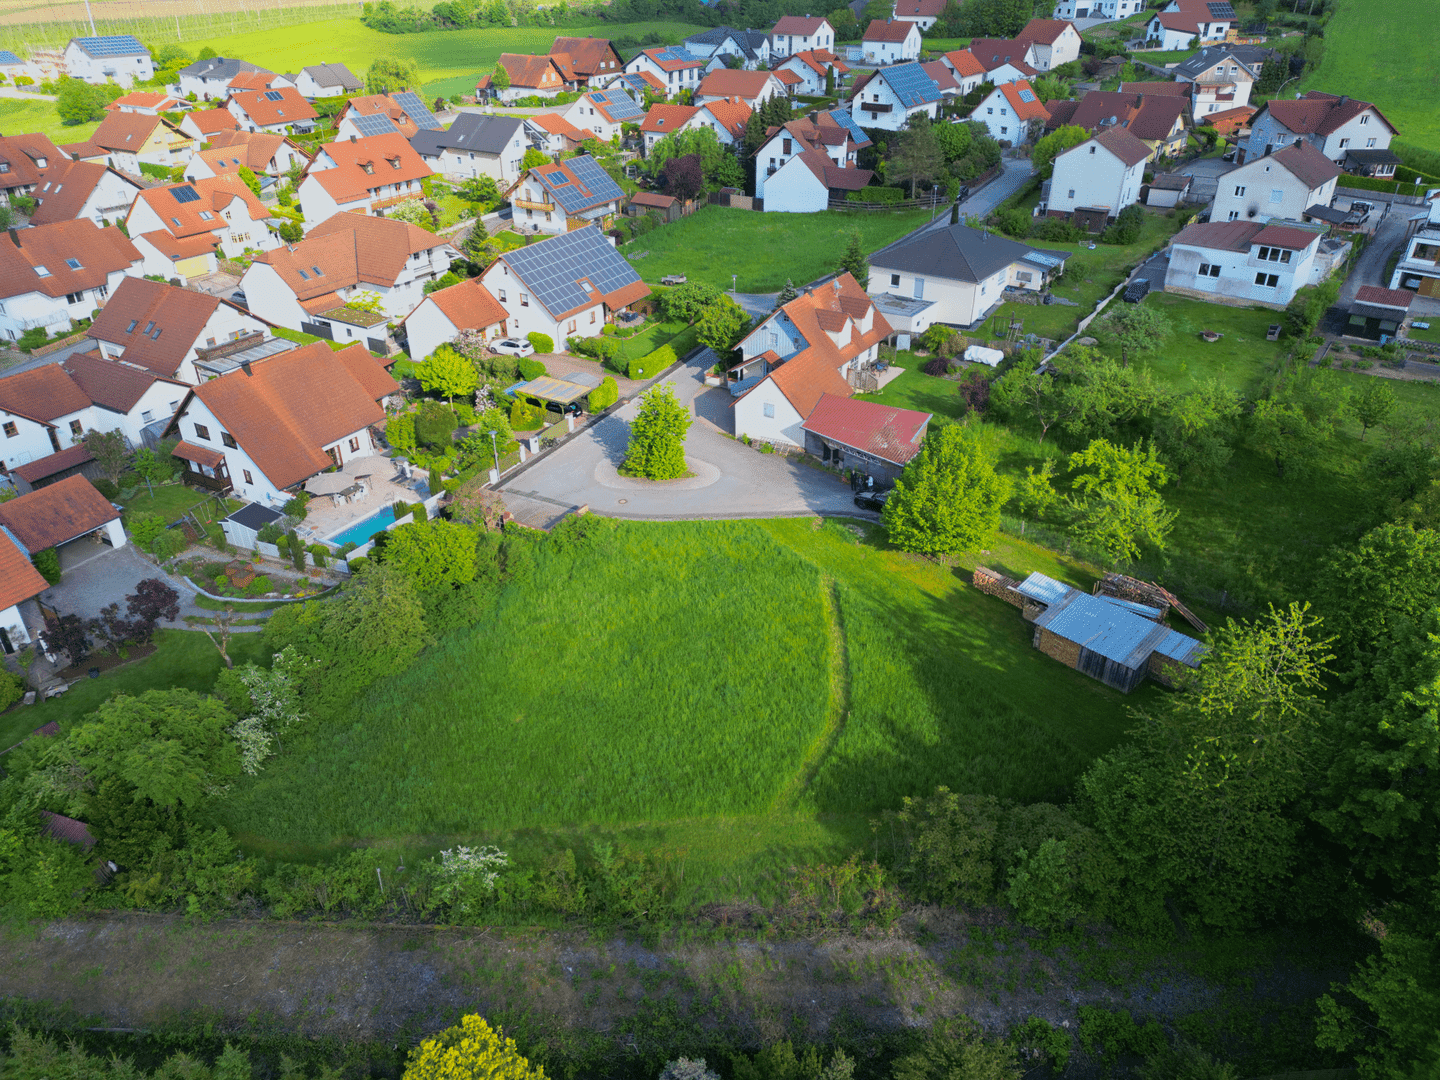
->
[0, 474, 127, 572]
[509, 375, 596, 408]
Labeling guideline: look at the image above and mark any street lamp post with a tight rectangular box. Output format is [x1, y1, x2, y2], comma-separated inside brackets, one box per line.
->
[731, 273, 737, 300]
[487, 429, 499, 482]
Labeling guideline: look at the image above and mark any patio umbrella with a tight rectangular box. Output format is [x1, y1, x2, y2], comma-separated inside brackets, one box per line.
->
[305, 472, 353, 495]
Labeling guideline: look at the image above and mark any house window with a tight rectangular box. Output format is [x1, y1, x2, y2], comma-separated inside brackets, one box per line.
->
[890, 273, 900, 287]
[69, 420, 83, 438]
[520, 293, 529, 306]
[1366, 138, 1377, 148]
[65, 291, 83, 304]
[499, 289, 507, 301]
[1228, 210, 1240, 221]
[590, 309, 597, 323]
[349, 437, 360, 452]
[1254, 272, 1279, 288]
[913, 277, 924, 299]
[141, 410, 154, 423]
[568, 320, 577, 332]
[2, 422, 16, 438]
[194, 423, 210, 440]
[221, 432, 237, 448]
[243, 469, 253, 485]
[1234, 185, 1246, 196]
[763, 402, 775, 418]
[1198, 263, 1221, 277]
[1360, 114, 1368, 124]
[1270, 188, 1283, 203]
[1089, 145, 1096, 154]
[1000, 127, 1008, 135]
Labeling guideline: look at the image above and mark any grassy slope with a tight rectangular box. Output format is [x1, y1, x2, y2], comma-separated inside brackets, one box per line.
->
[0, 97, 100, 145]
[1302, 0, 1440, 147]
[620, 205, 935, 293]
[185, 20, 707, 96]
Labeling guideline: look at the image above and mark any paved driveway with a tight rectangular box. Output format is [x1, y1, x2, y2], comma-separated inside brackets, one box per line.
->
[37, 544, 212, 623]
[499, 350, 866, 519]
[1339, 208, 1409, 305]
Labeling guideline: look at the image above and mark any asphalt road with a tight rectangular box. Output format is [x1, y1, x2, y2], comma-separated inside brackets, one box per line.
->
[1339, 206, 1408, 305]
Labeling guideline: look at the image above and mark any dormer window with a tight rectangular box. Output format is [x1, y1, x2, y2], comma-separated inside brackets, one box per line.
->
[200, 210, 214, 220]
[172, 217, 181, 225]
[389, 157, 401, 169]
[362, 161, 374, 174]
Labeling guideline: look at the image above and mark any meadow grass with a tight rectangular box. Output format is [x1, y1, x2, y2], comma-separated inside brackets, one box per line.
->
[0, 97, 100, 145]
[1301, 0, 1440, 148]
[619, 204, 934, 293]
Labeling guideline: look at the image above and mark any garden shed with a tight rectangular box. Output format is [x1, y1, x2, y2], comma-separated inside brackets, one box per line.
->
[626, 191, 682, 223]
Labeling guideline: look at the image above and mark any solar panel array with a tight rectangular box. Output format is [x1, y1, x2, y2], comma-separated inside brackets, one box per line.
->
[827, 108, 868, 144]
[542, 154, 623, 214]
[883, 62, 941, 107]
[352, 112, 399, 137]
[0, 51, 22, 64]
[589, 89, 643, 121]
[393, 91, 442, 130]
[263, 90, 284, 101]
[1017, 88, 1036, 103]
[74, 35, 146, 57]
[650, 46, 700, 64]
[170, 184, 200, 204]
[1206, 1, 1237, 16]
[503, 225, 643, 318]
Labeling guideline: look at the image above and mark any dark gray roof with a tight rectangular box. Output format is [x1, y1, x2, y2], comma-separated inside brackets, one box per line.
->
[685, 25, 769, 61]
[179, 57, 265, 80]
[869, 223, 1065, 284]
[410, 113, 524, 157]
[1304, 203, 1351, 225]
[1172, 44, 1267, 79]
[1150, 173, 1191, 190]
[226, 502, 284, 530]
[1345, 147, 1402, 165]
[503, 226, 644, 319]
[302, 63, 362, 91]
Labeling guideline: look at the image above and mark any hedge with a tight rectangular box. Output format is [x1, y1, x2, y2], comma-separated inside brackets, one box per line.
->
[509, 397, 547, 431]
[526, 332, 554, 354]
[588, 375, 620, 414]
[1336, 174, 1436, 195]
[629, 345, 675, 381]
[846, 186, 906, 204]
[517, 356, 547, 381]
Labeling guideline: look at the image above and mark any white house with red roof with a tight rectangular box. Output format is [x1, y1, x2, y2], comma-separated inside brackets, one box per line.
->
[1144, 0, 1234, 51]
[504, 156, 625, 236]
[691, 98, 754, 147]
[938, 50, 989, 96]
[639, 104, 699, 154]
[106, 91, 183, 115]
[800, 393, 931, 483]
[562, 89, 645, 143]
[298, 133, 434, 229]
[848, 62, 943, 131]
[770, 15, 834, 57]
[695, 68, 786, 110]
[1045, 127, 1150, 221]
[967, 38, 1041, 83]
[525, 112, 592, 155]
[755, 112, 872, 210]
[776, 49, 849, 95]
[729, 274, 890, 447]
[0, 527, 48, 649]
[862, 19, 922, 64]
[400, 277, 510, 364]
[1211, 142, 1340, 224]
[226, 86, 319, 136]
[1050, 0, 1144, 20]
[125, 173, 276, 267]
[0, 219, 141, 343]
[1240, 91, 1398, 168]
[891, 0, 945, 32]
[1017, 19, 1081, 70]
[971, 81, 1050, 145]
[1164, 220, 1324, 308]
[179, 107, 241, 142]
[622, 46, 705, 95]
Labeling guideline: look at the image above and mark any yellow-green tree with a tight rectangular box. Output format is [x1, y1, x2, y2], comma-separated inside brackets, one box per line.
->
[404, 1015, 545, 1080]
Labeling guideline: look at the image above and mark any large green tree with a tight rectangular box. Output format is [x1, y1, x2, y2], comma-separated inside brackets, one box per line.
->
[1066, 438, 1175, 562]
[382, 518, 479, 590]
[55, 76, 109, 124]
[366, 57, 420, 94]
[1098, 302, 1172, 368]
[621, 382, 691, 480]
[1152, 382, 1241, 484]
[890, 117, 943, 198]
[881, 425, 1012, 555]
[694, 297, 748, 353]
[1030, 124, 1087, 178]
[418, 343, 480, 399]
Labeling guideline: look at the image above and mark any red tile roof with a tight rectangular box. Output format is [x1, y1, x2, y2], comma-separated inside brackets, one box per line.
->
[186, 108, 240, 138]
[968, 38, 1037, 73]
[64, 342, 189, 403]
[195, 132, 295, 176]
[255, 214, 452, 311]
[998, 80, 1050, 123]
[942, 50, 986, 79]
[801, 393, 931, 465]
[89, 112, 190, 154]
[1252, 223, 1324, 250]
[137, 229, 220, 261]
[341, 93, 427, 138]
[172, 439, 224, 468]
[785, 49, 848, 77]
[307, 132, 432, 204]
[495, 53, 567, 90]
[636, 46, 703, 71]
[629, 191, 678, 208]
[1064, 90, 1186, 142]
[12, 442, 94, 483]
[549, 37, 623, 78]
[0, 474, 118, 551]
[1018, 18, 1076, 45]
[772, 15, 829, 35]
[698, 98, 753, 138]
[0, 219, 141, 302]
[529, 112, 590, 142]
[1089, 126, 1152, 167]
[697, 69, 780, 102]
[227, 71, 276, 92]
[1174, 219, 1319, 253]
[27, 160, 141, 227]
[1354, 285, 1413, 310]
[1266, 140, 1343, 189]
[403, 276, 507, 337]
[107, 91, 182, 112]
[641, 103, 698, 135]
[228, 86, 318, 127]
[0, 133, 65, 191]
[39, 811, 96, 851]
[0, 527, 49, 610]
[132, 173, 271, 241]
[1120, 80, 1189, 97]
[0, 363, 94, 424]
[864, 18, 917, 42]
[775, 69, 802, 87]
[893, 0, 945, 16]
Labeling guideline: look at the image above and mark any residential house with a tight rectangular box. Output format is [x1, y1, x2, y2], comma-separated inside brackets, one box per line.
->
[106, 91, 183, 115]
[623, 47, 705, 96]
[691, 98, 754, 146]
[866, 222, 1069, 331]
[770, 16, 835, 57]
[1044, 89, 1188, 160]
[74, 112, 195, 174]
[0, 133, 64, 206]
[184, 132, 309, 183]
[506, 155, 624, 235]
[640, 104, 699, 154]
[754, 111, 872, 208]
[776, 49, 848, 96]
[1240, 91, 1399, 170]
[63, 36, 152, 87]
[548, 37, 626, 86]
[1164, 219, 1324, 308]
[178, 107, 240, 142]
[0, 527, 48, 650]
[87, 276, 267, 384]
[1050, 0, 1145, 18]
[937, 50, 989, 97]
[1017, 19, 1081, 70]
[847, 62, 942, 131]
[292, 63, 363, 99]
[163, 341, 397, 505]
[730, 274, 890, 447]
[695, 68, 786, 109]
[774, 69, 804, 100]
[240, 213, 458, 331]
[563, 88, 645, 143]
[683, 26, 772, 69]
[1347, 285, 1412, 340]
[410, 114, 527, 185]
[26, 159, 144, 229]
[400, 277, 509, 364]
[478, 55, 569, 104]
[0, 49, 27, 83]
[478, 224, 649, 344]
[921, 60, 962, 102]
[0, 476, 126, 563]
[971, 80, 1049, 145]
[298, 132, 433, 227]
[1389, 197, 1440, 298]
[967, 38, 1041, 81]
[1043, 127, 1150, 224]
[229, 70, 280, 94]
[126, 174, 275, 270]
[0, 220, 140, 343]
[1169, 45, 1261, 117]
[226, 87, 319, 135]
[597, 69, 667, 102]
[178, 57, 270, 100]
[1205, 103, 1257, 137]
[891, 0, 945, 32]
[1211, 141, 1339, 224]
[1144, 0, 1235, 51]
[335, 91, 442, 142]
[800, 394, 931, 484]
[862, 19, 922, 64]
[525, 112, 592, 155]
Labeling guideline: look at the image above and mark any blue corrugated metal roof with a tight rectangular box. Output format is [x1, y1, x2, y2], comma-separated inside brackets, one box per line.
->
[1016, 572, 1073, 606]
[1034, 591, 1173, 670]
[1098, 595, 1165, 620]
[1154, 629, 1205, 667]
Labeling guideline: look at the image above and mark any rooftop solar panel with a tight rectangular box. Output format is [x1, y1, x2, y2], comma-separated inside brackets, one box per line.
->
[1018, 88, 1036, 102]
[73, 35, 146, 57]
[392, 91, 442, 130]
[352, 112, 399, 137]
[0, 51, 23, 64]
[883, 62, 941, 107]
[263, 90, 284, 101]
[170, 184, 200, 204]
[502, 226, 644, 318]
[827, 108, 868, 144]
[1206, 1, 1236, 16]
[589, 90, 643, 121]
[538, 154, 623, 214]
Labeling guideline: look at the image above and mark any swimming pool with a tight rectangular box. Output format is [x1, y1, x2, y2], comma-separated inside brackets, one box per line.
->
[326, 484, 430, 548]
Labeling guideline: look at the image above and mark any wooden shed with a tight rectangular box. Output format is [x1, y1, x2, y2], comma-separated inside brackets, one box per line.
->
[626, 191, 681, 222]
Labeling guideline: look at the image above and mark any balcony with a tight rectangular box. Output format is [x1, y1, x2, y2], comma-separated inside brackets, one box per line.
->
[182, 469, 233, 494]
[513, 198, 554, 212]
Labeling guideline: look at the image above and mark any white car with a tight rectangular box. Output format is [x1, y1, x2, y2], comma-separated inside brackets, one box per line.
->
[493, 338, 535, 357]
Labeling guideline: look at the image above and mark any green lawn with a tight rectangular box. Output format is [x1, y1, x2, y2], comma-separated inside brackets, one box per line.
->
[117, 484, 240, 527]
[619, 205, 935, 293]
[0, 97, 100, 146]
[218, 518, 1130, 892]
[1302, 0, 1440, 147]
[1406, 321, 1440, 344]
[0, 630, 267, 757]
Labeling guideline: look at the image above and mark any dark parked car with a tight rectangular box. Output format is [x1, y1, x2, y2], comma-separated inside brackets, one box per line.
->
[854, 490, 888, 512]
[229, 289, 248, 308]
[528, 396, 582, 417]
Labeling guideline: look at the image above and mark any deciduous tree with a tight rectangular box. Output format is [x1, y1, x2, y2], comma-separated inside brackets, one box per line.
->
[366, 57, 420, 94]
[403, 1014, 545, 1080]
[1066, 438, 1175, 561]
[621, 382, 691, 480]
[882, 425, 1012, 555]
[1152, 382, 1241, 484]
[1352, 378, 1396, 441]
[419, 343, 480, 400]
[381, 518, 479, 589]
[694, 297, 748, 353]
[890, 118, 942, 198]
[1030, 124, 1087, 178]
[81, 428, 128, 483]
[1098, 302, 1171, 367]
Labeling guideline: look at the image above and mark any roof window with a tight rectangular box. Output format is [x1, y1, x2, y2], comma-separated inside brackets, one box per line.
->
[65, 257, 82, 270]
[199, 210, 214, 220]
[143, 321, 155, 334]
[126, 319, 138, 332]
[298, 268, 310, 280]
[34, 265, 50, 277]
[312, 266, 324, 276]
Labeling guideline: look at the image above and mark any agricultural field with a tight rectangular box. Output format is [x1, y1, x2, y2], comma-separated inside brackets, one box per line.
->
[0, 96, 100, 146]
[620, 205, 935, 293]
[217, 518, 1128, 895]
[1301, 0, 1440, 148]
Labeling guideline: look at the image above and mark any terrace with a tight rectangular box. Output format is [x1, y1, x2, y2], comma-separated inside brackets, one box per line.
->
[295, 453, 431, 549]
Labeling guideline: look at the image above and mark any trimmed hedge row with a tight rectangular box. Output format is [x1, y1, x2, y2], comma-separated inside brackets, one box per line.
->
[1337, 174, 1436, 195]
[629, 344, 675, 381]
[845, 186, 907, 204]
[588, 375, 620, 413]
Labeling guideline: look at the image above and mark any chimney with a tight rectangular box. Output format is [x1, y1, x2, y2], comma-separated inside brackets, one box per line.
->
[349, 134, 357, 142]
[240, 359, 253, 376]
[1337, 95, 1348, 108]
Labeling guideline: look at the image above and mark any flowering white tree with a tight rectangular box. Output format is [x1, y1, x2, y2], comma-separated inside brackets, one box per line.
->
[228, 646, 317, 775]
[432, 846, 508, 913]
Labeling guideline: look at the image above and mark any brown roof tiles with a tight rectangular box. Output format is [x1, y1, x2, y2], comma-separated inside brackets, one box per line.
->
[0, 474, 118, 551]
[0, 527, 48, 610]
[0, 219, 140, 302]
[307, 132, 433, 204]
[228, 86, 318, 127]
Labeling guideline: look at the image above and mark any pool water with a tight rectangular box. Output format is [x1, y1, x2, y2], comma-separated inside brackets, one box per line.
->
[326, 484, 429, 548]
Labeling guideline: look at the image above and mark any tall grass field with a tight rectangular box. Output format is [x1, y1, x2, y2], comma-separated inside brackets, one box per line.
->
[218, 519, 1130, 860]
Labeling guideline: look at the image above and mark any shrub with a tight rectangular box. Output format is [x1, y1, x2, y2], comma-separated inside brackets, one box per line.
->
[287, 528, 304, 572]
[256, 522, 284, 545]
[588, 375, 620, 414]
[923, 356, 951, 377]
[996, 207, 1032, 238]
[516, 356, 547, 381]
[846, 186, 905, 204]
[525, 332, 553, 354]
[958, 368, 991, 414]
[0, 668, 24, 712]
[92, 478, 119, 499]
[885, 787, 1001, 905]
[920, 324, 957, 354]
[128, 511, 168, 550]
[246, 575, 273, 597]
[415, 400, 458, 448]
[308, 544, 328, 568]
[509, 397, 546, 431]
[150, 529, 187, 560]
[629, 344, 676, 381]
[1031, 216, 1082, 243]
[32, 548, 61, 584]
[282, 493, 310, 520]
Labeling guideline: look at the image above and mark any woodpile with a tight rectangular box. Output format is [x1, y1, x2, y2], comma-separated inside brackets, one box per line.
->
[1093, 572, 1207, 633]
[973, 566, 1024, 608]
